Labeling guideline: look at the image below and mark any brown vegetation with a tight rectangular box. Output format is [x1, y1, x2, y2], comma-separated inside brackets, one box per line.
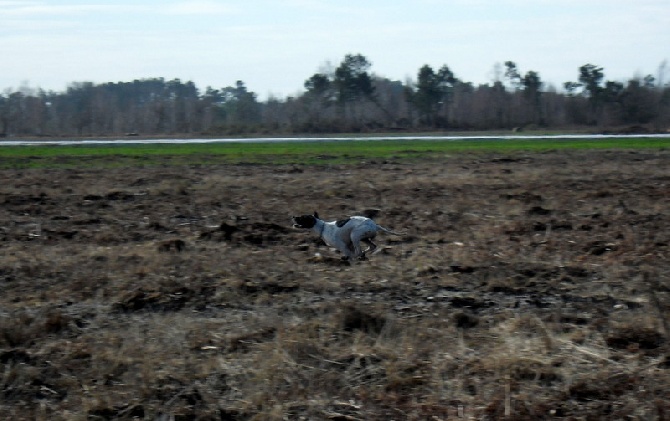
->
[1, 150, 669, 420]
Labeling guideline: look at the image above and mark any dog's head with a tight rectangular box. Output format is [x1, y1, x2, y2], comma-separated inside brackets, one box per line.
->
[292, 211, 320, 229]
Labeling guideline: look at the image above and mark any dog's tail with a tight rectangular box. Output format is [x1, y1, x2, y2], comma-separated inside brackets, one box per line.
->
[377, 225, 405, 236]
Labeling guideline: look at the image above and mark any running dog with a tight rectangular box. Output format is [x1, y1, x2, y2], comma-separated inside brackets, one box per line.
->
[292, 211, 402, 260]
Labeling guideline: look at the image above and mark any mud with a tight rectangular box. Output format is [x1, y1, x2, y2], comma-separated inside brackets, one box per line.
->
[1, 149, 669, 419]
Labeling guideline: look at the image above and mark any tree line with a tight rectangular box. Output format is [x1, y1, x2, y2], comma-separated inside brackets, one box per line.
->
[1, 54, 669, 137]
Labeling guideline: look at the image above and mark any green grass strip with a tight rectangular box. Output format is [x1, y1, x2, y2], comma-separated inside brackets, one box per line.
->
[1, 137, 669, 169]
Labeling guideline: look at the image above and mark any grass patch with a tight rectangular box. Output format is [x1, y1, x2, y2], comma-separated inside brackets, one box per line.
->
[1, 137, 669, 169]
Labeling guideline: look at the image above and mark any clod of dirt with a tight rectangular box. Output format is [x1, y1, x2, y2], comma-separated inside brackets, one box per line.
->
[606, 327, 666, 352]
[113, 288, 192, 312]
[340, 306, 387, 334]
[44, 310, 71, 334]
[450, 296, 494, 310]
[453, 311, 479, 328]
[528, 206, 552, 216]
[199, 222, 238, 241]
[567, 373, 637, 401]
[501, 192, 543, 203]
[239, 280, 299, 295]
[88, 404, 145, 420]
[532, 220, 573, 231]
[586, 240, 618, 255]
[157, 239, 186, 252]
[449, 264, 476, 274]
[0, 348, 33, 364]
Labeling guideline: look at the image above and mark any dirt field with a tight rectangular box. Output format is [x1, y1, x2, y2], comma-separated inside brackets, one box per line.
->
[1, 149, 669, 420]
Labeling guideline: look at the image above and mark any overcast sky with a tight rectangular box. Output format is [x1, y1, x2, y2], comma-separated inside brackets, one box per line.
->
[2, 0, 669, 99]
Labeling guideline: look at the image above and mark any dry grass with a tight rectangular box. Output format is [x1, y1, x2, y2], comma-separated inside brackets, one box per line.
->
[1, 150, 669, 420]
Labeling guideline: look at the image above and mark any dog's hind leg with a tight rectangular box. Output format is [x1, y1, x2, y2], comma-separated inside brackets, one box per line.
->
[362, 238, 377, 255]
[350, 227, 376, 259]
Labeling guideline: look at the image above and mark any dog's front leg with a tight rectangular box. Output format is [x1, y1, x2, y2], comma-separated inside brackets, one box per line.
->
[351, 239, 363, 260]
[326, 236, 353, 261]
[341, 241, 356, 260]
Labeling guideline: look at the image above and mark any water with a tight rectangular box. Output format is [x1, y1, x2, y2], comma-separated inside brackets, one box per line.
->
[0, 133, 668, 146]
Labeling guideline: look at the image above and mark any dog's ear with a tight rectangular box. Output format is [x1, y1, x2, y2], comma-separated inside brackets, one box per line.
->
[313, 211, 320, 219]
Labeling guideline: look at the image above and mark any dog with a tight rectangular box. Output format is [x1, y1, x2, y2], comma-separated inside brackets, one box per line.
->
[292, 211, 403, 260]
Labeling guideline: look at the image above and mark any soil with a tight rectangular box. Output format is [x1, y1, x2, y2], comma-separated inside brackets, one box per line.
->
[1, 149, 669, 420]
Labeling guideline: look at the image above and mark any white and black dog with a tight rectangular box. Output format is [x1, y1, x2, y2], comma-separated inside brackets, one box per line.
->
[292, 211, 402, 260]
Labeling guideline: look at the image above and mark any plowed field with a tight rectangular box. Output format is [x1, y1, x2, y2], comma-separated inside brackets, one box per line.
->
[1, 149, 669, 420]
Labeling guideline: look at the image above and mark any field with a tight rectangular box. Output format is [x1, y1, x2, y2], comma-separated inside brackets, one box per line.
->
[1, 139, 669, 420]
[3, 136, 670, 168]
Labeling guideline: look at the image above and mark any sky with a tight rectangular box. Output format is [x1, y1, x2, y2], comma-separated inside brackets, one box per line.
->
[1, 0, 669, 99]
